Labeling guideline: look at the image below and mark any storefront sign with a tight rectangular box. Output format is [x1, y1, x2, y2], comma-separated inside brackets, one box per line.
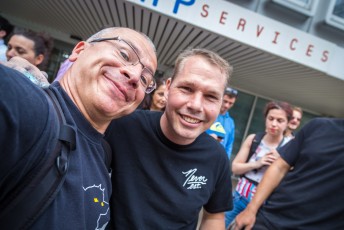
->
[128, 0, 344, 80]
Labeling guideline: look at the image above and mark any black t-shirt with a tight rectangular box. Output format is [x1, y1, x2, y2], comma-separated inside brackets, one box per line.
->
[0, 65, 111, 229]
[257, 118, 344, 229]
[105, 110, 233, 229]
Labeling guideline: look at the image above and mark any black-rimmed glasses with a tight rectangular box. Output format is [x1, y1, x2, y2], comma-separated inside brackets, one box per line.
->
[90, 36, 156, 94]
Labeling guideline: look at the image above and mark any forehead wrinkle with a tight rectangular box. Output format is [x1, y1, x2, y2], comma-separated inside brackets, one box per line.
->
[176, 79, 222, 97]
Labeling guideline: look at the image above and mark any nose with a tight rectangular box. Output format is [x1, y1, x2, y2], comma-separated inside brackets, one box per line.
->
[187, 92, 203, 113]
[120, 65, 142, 90]
[6, 48, 16, 60]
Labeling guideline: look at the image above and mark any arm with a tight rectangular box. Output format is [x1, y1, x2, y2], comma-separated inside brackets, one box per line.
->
[1, 56, 49, 87]
[231, 134, 263, 175]
[232, 134, 279, 175]
[199, 210, 225, 230]
[234, 157, 290, 230]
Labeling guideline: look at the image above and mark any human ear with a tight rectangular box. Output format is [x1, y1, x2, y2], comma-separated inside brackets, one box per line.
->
[68, 41, 88, 62]
[34, 54, 44, 66]
[164, 77, 172, 98]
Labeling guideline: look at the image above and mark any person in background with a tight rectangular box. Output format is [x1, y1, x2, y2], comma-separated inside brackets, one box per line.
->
[55, 58, 73, 81]
[212, 87, 238, 160]
[225, 101, 292, 228]
[0, 15, 13, 62]
[6, 27, 53, 71]
[140, 76, 167, 111]
[234, 118, 344, 229]
[105, 48, 234, 229]
[0, 27, 157, 229]
[284, 106, 303, 142]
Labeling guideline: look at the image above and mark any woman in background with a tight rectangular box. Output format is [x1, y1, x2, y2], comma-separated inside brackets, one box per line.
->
[140, 77, 167, 111]
[225, 101, 292, 229]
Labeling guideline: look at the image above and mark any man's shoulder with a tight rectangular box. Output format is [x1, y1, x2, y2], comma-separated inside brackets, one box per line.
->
[218, 112, 234, 122]
[303, 117, 343, 132]
[197, 133, 227, 155]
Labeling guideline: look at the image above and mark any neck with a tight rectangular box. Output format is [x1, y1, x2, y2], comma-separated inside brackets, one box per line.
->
[285, 129, 293, 137]
[264, 134, 284, 148]
[60, 72, 109, 134]
[150, 105, 160, 111]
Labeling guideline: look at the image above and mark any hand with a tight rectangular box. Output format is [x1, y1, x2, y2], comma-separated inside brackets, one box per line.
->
[1, 57, 50, 87]
[257, 153, 278, 168]
[269, 149, 280, 158]
[234, 208, 256, 230]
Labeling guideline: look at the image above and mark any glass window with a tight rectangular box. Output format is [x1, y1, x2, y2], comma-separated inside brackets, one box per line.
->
[230, 91, 255, 159]
[246, 97, 270, 136]
[326, 0, 344, 31]
[297, 110, 318, 131]
[273, 0, 319, 16]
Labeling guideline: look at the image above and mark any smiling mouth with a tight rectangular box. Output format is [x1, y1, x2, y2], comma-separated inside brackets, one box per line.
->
[105, 76, 130, 102]
[181, 115, 201, 124]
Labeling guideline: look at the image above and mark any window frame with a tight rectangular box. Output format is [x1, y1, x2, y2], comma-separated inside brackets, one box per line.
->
[272, 0, 320, 16]
[325, 0, 344, 31]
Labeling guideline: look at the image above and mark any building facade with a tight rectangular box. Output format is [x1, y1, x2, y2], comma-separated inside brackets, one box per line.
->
[1, 0, 343, 157]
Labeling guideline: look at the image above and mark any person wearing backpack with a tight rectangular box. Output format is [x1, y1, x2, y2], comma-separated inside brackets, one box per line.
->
[0, 27, 157, 229]
[225, 101, 293, 229]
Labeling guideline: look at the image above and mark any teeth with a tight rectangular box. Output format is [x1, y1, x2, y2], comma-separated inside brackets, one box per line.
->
[182, 115, 200, 124]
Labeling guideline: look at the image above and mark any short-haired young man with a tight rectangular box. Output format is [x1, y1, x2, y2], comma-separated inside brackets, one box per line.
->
[105, 48, 234, 229]
[214, 87, 238, 160]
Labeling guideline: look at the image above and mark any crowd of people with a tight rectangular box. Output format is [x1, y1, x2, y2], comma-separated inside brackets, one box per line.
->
[0, 14, 343, 230]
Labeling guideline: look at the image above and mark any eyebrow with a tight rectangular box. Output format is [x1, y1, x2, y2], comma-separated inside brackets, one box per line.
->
[128, 40, 155, 74]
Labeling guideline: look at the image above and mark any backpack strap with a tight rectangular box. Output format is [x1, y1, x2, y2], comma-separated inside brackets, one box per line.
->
[240, 132, 266, 185]
[246, 132, 265, 163]
[0, 87, 76, 229]
[101, 139, 112, 173]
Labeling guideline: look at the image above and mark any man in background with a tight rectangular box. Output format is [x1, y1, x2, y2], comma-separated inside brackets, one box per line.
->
[214, 87, 238, 160]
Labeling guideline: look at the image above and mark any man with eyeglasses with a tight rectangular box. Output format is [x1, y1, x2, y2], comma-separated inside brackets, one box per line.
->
[0, 27, 157, 229]
[105, 48, 234, 229]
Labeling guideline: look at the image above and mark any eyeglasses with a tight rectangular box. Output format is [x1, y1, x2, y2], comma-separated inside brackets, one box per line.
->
[89, 36, 156, 94]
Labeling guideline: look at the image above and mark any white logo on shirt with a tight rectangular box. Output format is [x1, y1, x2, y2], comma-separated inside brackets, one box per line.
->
[182, 168, 208, 189]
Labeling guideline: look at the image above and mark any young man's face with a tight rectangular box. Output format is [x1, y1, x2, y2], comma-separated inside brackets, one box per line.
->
[65, 28, 157, 130]
[288, 110, 302, 131]
[220, 94, 236, 114]
[161, 55, 227, 145]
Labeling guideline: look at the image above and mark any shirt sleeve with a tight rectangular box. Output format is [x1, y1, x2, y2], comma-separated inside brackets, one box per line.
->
[279, 130, 304, 167]
[0, 65, 52, 191]
[227, 121, 235, 158]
